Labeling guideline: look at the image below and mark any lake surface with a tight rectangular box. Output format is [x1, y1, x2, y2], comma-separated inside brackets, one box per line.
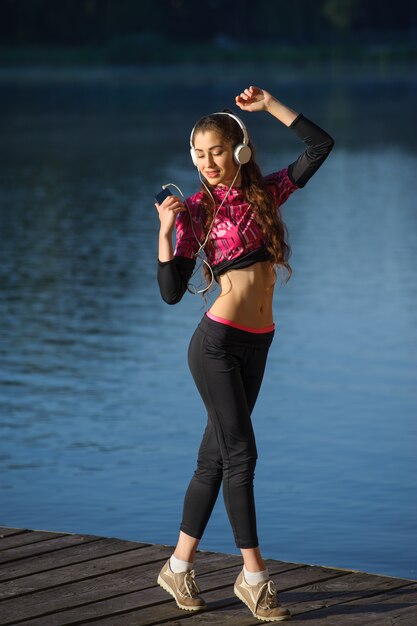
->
[0, 65, 416, 580]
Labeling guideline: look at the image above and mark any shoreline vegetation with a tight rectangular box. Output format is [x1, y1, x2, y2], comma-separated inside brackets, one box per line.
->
[0, 40, 416, 68]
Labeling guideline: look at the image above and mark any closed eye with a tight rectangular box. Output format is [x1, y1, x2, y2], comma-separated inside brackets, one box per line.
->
[196, 150, 224, 157]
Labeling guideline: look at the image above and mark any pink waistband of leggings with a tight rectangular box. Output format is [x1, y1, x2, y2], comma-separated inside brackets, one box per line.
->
[205, 311, 275, 334]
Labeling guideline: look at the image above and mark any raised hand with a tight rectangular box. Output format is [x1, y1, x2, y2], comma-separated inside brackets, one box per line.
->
[235, 86, 273, 113]
[236, 86, 299, 127]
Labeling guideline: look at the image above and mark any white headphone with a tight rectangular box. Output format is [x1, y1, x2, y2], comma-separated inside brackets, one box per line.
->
[189, 111, 252, 167]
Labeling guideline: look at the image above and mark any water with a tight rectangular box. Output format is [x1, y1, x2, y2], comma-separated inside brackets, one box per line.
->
[0, 65, 416, 580]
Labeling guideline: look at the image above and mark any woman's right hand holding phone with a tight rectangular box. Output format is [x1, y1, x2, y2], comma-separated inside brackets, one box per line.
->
[155, 194, 186, 235]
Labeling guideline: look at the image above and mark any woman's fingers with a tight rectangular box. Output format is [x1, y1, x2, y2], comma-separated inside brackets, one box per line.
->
[163, 195, 180, 207]
[236, 86, 263, 106]
[164, 196, 186, 212]
[236, 94, 250, 106]
[155, 195, 185, 214]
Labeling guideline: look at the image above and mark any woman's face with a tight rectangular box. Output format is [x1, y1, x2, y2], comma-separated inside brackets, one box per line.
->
[193, 130, 240, 187]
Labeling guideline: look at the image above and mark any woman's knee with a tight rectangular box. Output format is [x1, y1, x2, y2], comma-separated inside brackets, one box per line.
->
[195, 439, 223, 481]
[224, 456, 257, 481]
[227, 437, 258, 468]
[194, 459, 223, 484]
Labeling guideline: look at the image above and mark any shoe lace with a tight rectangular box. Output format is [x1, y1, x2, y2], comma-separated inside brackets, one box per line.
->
[183, 569, 201, 597]
[256, 579, 279, 611]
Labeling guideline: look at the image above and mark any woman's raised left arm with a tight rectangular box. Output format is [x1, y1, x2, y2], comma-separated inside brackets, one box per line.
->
[236, 85, 335, 188]
[235, 85, 298, 126]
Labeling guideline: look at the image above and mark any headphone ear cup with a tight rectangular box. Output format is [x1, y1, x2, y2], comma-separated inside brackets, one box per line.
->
[190, 147, 198, 167]
[234, 143, 252, 165]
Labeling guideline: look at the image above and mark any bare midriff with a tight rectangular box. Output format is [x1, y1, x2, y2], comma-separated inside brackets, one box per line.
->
[208, 261, 276, 329]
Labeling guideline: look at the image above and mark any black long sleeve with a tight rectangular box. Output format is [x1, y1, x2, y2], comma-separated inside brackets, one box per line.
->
[287, 113, 335, 188]
[157, 255, 196, 305]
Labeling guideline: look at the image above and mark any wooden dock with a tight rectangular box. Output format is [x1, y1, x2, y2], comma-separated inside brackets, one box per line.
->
[0, 526, 416, 625]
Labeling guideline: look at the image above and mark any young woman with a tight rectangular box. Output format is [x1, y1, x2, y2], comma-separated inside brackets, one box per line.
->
[155, 85, 334, 622]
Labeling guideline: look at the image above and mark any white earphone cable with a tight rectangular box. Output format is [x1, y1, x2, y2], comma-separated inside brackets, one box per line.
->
[161, 182, 214, 294]
[162, 165, 241, 295]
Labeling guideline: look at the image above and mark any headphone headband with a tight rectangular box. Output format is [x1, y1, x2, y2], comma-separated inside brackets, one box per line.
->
[189, 111, 249, 149]
[189, 111, 251, 167]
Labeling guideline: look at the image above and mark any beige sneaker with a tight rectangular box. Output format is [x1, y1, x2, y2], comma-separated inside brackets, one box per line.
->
[234, 569, 291, 622]
[157, 558, 206, 611]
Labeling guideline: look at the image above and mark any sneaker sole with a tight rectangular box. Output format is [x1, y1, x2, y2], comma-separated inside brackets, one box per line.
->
[157, 574, 206, 611]
[234, 585, 291, 622]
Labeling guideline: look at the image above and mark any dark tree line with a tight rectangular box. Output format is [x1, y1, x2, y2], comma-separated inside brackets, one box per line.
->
[1, 0, 416, 47]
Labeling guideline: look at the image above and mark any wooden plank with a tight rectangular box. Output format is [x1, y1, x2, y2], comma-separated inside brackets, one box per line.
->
[0, 559, 341, 625]
[0, 531, 67, 552]
[0, 528, 27, 538]
[281, 570, 414, 613]
[0, 537, 145, 582]
[0, 542, 156, 600]
[0, 534, 101, 566]
[285, 582, 417, 626]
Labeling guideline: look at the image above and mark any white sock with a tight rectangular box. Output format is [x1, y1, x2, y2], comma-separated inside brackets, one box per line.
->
[170, 554, 194, 573]
[243, 565, 270, 586]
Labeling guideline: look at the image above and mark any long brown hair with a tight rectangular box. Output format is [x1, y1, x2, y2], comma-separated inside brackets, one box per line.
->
[191, 112, 292, 294]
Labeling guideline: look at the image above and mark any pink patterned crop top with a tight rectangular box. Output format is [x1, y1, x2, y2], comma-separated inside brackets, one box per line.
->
[174, 167, 298, 277]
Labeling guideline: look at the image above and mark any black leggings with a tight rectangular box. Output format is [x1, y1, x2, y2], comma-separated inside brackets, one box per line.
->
[180, 314, 275, 549]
